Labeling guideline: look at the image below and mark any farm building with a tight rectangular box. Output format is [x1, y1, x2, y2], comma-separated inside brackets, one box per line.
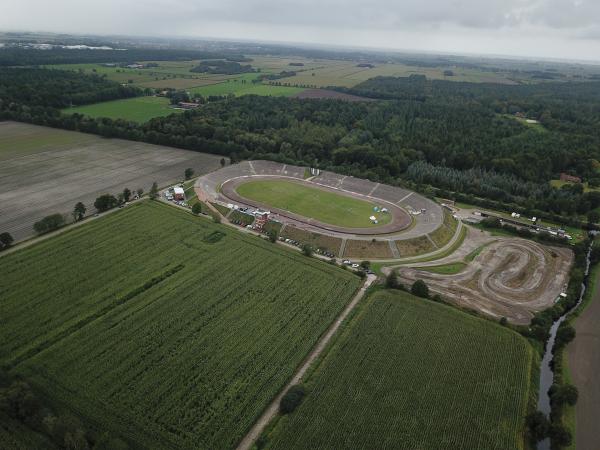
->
[173, 187, 185, 201]
[560, 173, 582, 183]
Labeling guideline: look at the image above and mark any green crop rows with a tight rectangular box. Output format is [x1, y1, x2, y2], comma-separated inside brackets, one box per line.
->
[0, 201, 360, 449]
[267, 290, 533, 450]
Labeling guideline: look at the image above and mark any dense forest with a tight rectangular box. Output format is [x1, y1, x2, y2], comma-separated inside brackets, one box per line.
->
[2, 68, 600, 224]
[0, 68, 140, 108]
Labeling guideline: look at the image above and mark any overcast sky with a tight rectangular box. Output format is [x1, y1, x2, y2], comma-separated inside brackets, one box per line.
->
[3, 0, 600, 62]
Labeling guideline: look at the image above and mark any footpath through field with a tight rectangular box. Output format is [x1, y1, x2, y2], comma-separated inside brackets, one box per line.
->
[236, 274, 377, 450]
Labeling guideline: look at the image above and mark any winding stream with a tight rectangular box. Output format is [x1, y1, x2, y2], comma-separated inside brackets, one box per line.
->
[537, 236, 594, 450]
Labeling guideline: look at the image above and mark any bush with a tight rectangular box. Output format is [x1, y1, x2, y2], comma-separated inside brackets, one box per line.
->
[0, 232, 14, 250]
[550, 423, 572, 447]
[301, 243, 313, 257]
[525, 411, 550, 442]
[555, 324, 575, 349]
[550, 383, 578, 407]
[33, 214, 65, 235]
[385, 270, 399, 289]
[192, 203, 203, 215]
[280, 385, 306, 414]
[94, 194, 118, 212]
[411, 279, 429, 298]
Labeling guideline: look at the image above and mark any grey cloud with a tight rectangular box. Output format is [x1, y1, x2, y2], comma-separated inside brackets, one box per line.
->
[1, 0, 600, 61]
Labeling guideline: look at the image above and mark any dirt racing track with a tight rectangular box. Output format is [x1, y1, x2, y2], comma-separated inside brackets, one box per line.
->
[397, 238, 573, 324]
[195, 160, 444, 241]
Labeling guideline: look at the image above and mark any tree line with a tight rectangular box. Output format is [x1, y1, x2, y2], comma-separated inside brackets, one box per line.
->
[0, 68, 140, 109]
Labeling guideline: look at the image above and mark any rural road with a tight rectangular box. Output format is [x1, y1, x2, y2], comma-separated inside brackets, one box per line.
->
[236, 273, 377, 450]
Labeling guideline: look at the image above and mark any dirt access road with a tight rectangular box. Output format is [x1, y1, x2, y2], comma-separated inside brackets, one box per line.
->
[567, 267, 600, 449]
[236, 274, 376, 450]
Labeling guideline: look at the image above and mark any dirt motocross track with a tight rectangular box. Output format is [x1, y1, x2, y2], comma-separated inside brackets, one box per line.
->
[397, 238, 573, 324]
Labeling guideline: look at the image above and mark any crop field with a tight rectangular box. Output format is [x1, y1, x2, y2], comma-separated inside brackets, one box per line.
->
[236, 179, 392, 228]
[47, 62, 232, 89]
[0, 122, 223, 240]
[63, 96, 179, 122]
[266, 290, 533, 450]
[189, 80, 304, 97]
[48, 62, 303, 95]
[265, 60, 520, 88]
[0, 201, 361, 449]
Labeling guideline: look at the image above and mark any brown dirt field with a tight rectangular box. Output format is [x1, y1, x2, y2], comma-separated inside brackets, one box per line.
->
[290, 89, 375, 102]
[567, 268, 600, 449]
[396, 238, 573, 324]
[343, 239, 393, 259]
[395, 235, 436, 257]
[281, 225, 343, 255]
[0, 122, 224, 241]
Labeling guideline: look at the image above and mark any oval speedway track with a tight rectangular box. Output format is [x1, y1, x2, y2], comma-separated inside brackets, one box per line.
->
[220, 175, 413, 236]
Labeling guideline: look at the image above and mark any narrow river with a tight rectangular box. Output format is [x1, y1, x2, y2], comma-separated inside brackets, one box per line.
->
[537, 237, 593, 450]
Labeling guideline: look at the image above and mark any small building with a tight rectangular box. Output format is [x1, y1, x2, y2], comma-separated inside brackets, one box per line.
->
[254, 212, 269, 231]
[173, 187, 185, 201]
[560, 173, 582, 183]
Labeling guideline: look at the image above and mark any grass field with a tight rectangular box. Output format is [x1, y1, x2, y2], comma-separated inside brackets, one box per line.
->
[266, 290, 533, 450]
[189, 80, 304, 97]
[0, 201, 361, 449]
[236, 180, 392, 228]
[63, 96, 178, 122]
[264, 60, 521, 88]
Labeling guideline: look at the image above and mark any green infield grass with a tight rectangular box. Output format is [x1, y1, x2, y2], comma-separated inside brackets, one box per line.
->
[236, 179, 392, 228]
[63, 96, 179, 122]
[0, 201, 360, 449]
[266, 289, 533, 450]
